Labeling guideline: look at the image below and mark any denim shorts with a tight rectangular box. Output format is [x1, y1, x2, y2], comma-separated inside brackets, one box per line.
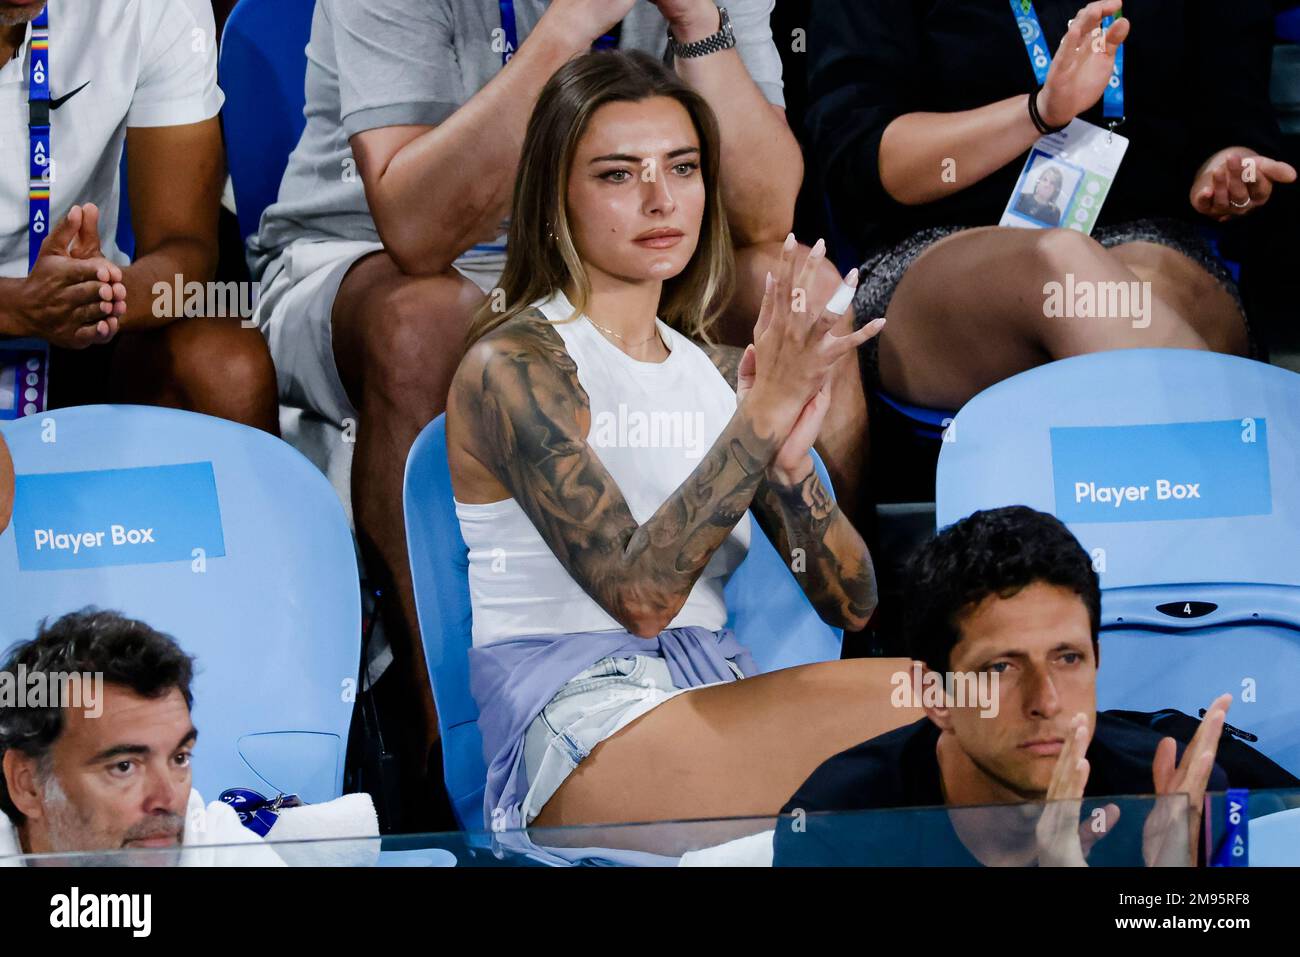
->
[519, 654, 744, 824]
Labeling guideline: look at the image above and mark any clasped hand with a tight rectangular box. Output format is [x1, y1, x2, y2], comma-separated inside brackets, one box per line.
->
[736, 234, 884, 484]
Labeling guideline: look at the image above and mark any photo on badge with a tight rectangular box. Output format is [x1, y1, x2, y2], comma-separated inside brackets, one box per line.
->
[1008, 150, 1085, 229]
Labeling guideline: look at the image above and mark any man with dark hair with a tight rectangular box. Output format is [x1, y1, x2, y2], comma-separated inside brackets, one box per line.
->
[0, 608, 276, 862]
[775, 506, 1233, 866]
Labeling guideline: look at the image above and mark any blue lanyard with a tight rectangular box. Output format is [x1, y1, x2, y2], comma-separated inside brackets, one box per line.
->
[27, 6, 51, 273]
[497, 0, 620, 66]
[1010, 1, 1125, 126]
[1211, 788, 1249, 867]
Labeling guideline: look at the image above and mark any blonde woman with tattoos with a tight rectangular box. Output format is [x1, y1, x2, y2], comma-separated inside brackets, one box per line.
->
[446, 51, 918, 832]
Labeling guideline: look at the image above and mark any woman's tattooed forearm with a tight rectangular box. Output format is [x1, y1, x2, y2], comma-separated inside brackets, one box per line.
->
[701, 341, 878, 628]
[758, 465, 879, 631]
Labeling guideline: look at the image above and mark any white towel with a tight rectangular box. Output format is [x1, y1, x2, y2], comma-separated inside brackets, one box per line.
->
[181, 790, 287, 867]
[265, 793, 380, 867]
[0, 788, 286, 866]
[677, 829, 776, 867]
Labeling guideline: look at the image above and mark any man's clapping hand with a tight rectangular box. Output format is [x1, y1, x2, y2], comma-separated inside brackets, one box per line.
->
[9, 204, 126, 349]
[1142, 693, 1232, 867]
[1035, 696, 1231, 867]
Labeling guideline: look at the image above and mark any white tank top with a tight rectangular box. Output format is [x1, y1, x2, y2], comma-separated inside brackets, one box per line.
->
[457, 289, 752, 647]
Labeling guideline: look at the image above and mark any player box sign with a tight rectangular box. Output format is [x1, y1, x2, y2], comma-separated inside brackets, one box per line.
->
[12, 463, 225, 571]
[33, 525, 156, 554]
[1050, 419, 1272, 525]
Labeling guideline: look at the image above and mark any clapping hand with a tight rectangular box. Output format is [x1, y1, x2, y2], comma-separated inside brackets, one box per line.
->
[1142, 693, 1232, 867]
[735, 236, 884, 482]
[1035, 1, 1131, 129]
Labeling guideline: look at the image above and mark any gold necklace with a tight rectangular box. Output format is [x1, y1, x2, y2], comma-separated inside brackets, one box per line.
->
[585, 316, 666, 352]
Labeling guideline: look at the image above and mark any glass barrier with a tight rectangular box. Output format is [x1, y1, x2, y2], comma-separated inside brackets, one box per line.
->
[8, 788, 1298, 867]
[26, 788, 1296, 867]
[402, 793, 1196, 868]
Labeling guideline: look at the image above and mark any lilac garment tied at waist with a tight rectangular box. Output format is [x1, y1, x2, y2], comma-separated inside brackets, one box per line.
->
[469, 626, 758, 830]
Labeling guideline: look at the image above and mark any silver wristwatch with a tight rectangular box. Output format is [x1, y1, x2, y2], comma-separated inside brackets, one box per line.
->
[667, 6, 735, 59]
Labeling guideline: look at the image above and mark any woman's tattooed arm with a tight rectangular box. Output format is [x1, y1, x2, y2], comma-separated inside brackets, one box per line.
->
[452, 312, 783, 638]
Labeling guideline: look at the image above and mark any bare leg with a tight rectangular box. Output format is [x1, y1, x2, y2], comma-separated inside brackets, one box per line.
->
[728, 240, 871, 525]
[877, 227, 1224, 410]
[1107, 241, 1247, 355]
[532, 657, 920, 831]
[332, 252, 487, 774]
[110, 317, 280, 434]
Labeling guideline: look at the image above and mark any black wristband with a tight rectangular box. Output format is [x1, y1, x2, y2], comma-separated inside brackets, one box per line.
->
[1028, 85, 1068, 136]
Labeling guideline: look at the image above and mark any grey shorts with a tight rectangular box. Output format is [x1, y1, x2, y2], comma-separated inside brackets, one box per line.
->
[519, 654, 744, 824]
[252, 239, 504, 427]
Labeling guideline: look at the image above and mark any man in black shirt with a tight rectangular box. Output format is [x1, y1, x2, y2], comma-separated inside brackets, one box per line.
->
[776, 506, 1231, 866]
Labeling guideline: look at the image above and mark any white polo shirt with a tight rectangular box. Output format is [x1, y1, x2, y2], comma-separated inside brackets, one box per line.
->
[0, 0, 224, 278]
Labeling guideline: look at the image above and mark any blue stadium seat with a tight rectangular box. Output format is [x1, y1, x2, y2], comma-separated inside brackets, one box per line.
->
[1249, 806, 1300, 865]
[218, 0, 317, 241]
[935, 349, 1300, 774]
[876, 391, 955, 443]
[0, 405, 361, 804]
[403, 414, 843, 828]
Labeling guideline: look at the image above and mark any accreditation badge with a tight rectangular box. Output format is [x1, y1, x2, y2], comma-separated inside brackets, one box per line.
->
[1000, 119, 1129, 235]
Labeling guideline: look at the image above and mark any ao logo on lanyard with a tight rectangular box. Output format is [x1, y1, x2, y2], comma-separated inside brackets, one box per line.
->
[1, 5, 52, 420]
[1010, 0, 1125, 129]
[27, 6, 51, 269]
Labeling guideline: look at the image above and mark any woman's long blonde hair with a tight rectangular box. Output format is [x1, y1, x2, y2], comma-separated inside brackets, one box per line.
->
[466, 50, 734, 346]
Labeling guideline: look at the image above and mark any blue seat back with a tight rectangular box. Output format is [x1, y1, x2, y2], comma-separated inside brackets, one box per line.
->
[1250, 807, 1300, 866]
[403, 417, 480, 827]
[935, 350, 1300, 588]
[403, 414, 842, 828]
[218, 0, 317, 241]
[934, 350, 1300, 773]
[0, 406, 361, 803]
